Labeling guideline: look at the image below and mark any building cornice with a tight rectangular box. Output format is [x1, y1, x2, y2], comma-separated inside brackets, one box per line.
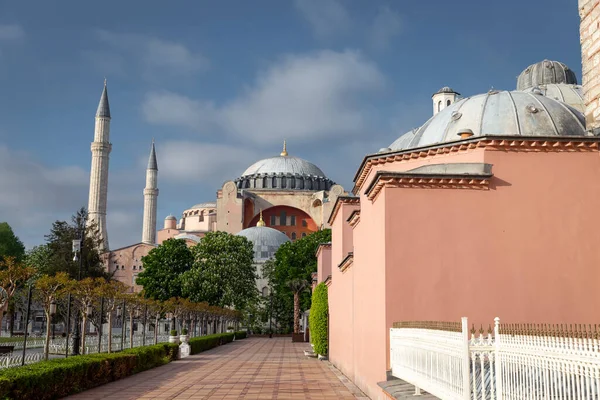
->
[324, 275, 332, 287]
[347, 210, 361, 228]
[338, 252, 354, 273]
[315, 242, 332, 257]
[365, 171, 492, 202]
[353, 136, 600, 194]
[327, 196, 360, 225]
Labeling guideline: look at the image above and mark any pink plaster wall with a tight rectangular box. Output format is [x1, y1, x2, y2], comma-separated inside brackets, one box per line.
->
[316, 245, 332, 283]
[157, 228, 180, 245]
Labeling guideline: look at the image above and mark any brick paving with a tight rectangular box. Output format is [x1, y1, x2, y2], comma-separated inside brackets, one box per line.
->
[66, 337, 368, 400]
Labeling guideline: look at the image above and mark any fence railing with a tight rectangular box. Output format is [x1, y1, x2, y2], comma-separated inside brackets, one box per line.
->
[390, 317, 600, 400]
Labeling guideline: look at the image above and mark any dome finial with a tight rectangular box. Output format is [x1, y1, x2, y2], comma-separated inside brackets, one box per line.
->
[280, 140, 288, 156]
[257, 209, 265, 227]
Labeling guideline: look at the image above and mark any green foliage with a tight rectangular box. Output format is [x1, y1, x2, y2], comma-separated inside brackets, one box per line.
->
[182, 231, 257, 310]
[263, 229, 331, 332]
[0, 222, 25, 262]
[0, 343, 178, 399]
[188, 332, 235, 354]
[234, 331, 247, 340]
[309, 283, 329, 355]
[24, 245, 51, 275]
[42, 208, 107, 279]
[137, 238, 193, 301]
[181, 328, 188, 335]
[170, 329, 178, 336]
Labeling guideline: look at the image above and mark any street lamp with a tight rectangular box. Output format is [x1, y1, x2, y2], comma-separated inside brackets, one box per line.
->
[50, 300, 57, 340]
[116, 305, 122, 319]
[86, 303, 93, 318]
[71, 237, 84, 356]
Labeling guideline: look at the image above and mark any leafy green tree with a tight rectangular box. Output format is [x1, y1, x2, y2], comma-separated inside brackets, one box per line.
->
[309, 283, 328, 355]
[0, 222, 25, 262]
[182, 231, 257, 310]
[137, 238, 193, 301]
[25, 245, 51, 275]
[43, 208, 107, 279]
[263, 229, 331, 332]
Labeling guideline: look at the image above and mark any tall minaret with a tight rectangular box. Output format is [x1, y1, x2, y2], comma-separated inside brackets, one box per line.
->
[142, 140, 159, 244]
[87, 80, 111, 251]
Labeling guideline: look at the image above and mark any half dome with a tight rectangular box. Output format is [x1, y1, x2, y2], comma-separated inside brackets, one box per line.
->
[517, 60, 577, 91]
[388, 90, 587, 151]
[521, 84, 584, 113]
[236, 226, 290, 261]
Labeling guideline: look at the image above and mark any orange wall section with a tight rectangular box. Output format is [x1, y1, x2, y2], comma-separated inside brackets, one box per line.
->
[247, 205, 317, 240]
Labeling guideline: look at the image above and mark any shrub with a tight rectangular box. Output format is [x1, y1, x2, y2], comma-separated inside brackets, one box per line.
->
[188, 333, 235, 355]
[234, 331, 247, 340]
[181, 328, 188, 335]
[0, 343, 179, 400]
[309, 282, 328, 356]
[170, 329, 178, 336]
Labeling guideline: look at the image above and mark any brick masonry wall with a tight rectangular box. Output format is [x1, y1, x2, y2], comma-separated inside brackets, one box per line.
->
[580, 0, 600, 132]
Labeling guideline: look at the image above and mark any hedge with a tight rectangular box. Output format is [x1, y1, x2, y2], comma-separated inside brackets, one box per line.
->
[309, 282, 328, 356]
[0, 342, 178, 400]
[234, 331, 247, 340]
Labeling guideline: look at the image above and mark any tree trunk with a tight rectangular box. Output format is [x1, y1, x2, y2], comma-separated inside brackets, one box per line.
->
[81, 315, 87, 354]
[129, 312, 134, 349]
[43, 310, 51, 360]
[107, 313, 113, 353]
[154, 315, 159, 345]
[8, 312, 13, 336]
[293, 292, 300, 334]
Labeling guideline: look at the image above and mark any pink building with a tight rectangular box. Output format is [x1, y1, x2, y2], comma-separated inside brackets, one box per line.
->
[316, 18, 600, 396]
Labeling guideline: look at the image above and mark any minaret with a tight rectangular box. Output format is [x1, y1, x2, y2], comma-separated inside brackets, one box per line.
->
[579, 0, 600, 134]
[87, 80, 111, 251]
[142, 140, 159, 244]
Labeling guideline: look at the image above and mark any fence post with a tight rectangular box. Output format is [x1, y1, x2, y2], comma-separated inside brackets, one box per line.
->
[494, 317, 502, 400]
[461, 317, 470, 400]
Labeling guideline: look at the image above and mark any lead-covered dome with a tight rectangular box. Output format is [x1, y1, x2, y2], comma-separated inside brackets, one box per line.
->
[517, 60, 577, 91]
[521, 84, 584, 113]
[235, 143, 335, 191]
[388, 90, 587, 151]
[236, 226, 290, 261]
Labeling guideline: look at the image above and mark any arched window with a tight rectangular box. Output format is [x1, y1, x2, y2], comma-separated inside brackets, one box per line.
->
[133, 265, 136, 270]
[302, 233, 307, 238]
[437, 101, 442, 112]
[447, 99, 451, 106]
[291, 232, 297, 240]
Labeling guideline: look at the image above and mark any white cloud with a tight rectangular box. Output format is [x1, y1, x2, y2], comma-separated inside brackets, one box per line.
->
[370, 6, 403, 51]
[88, 30, 209, 79]
[0, 144, 144, 249]
[142, 50, 385, 144]
[294, 0, 352, 39]
[0, 24, 24, 41]
[156, 141, 259, 185]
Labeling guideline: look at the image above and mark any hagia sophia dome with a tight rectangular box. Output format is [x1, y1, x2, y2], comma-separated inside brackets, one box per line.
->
[234, 142, 335, 191]
[236, 215, 291, 262]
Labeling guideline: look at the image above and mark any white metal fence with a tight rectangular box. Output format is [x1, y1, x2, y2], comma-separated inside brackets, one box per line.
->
[390, 317, 600, 400]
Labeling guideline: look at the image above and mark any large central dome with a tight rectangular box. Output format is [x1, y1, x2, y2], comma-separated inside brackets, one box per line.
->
[235, 142, 335, 191]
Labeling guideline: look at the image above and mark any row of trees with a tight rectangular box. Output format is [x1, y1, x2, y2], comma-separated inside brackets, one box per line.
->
[0, 257, 241, 360]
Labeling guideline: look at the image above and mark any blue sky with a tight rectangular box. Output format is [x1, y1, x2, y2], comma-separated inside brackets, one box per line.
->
[0, 0, 582, 249]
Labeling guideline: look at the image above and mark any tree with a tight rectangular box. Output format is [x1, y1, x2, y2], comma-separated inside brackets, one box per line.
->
[288, 279, 309, 334]
[34, 272, 71, 360]
[309, 283, 328, 356]
[0, 223, 25, 262]
[43, 208, 107, 279]
[0, 256, 35, 316]
[137, 238, 193, 301]
[264, 229, 331, 332]
[70, 277, 104, 354]
[25, 245, 51, 275]
[94, 279, 129, 353]
[182, 231, 257, 310]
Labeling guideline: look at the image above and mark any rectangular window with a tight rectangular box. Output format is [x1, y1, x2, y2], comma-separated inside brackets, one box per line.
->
[290, 215, 296, 226]
[302, 220, 308, 227]
[280, 211, 287, 226]
[270, 215, 276, 226]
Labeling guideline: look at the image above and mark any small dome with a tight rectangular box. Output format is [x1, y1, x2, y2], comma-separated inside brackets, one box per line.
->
[521, 84, 584, 113]
[388, 90, 586, 151]
[236, 226, 290, 261]
[235, 144, 335, 191]
[433, 86, 460, 96]
[189, 202, 216, 210]
[173, 233, 201, 243]
[517, 60, 577, 91]
[165, 215, 177, 221]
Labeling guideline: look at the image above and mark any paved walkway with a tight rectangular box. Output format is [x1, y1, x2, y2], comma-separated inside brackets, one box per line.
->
[67, 337, 368, 400]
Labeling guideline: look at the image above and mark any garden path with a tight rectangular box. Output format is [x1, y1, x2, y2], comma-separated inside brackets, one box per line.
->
[66, 337, 368, 400]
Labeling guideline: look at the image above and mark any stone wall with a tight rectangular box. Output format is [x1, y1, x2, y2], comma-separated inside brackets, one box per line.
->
[580, 0, 600, 132]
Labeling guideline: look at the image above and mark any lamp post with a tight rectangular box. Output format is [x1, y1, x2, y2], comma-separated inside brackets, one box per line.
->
[269, 290, 273, 338]
[71, 236, 84, 356]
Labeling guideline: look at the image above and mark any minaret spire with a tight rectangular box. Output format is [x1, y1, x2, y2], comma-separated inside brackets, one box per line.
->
[142, 140, 159, 245]
[256, 209, 265, 227]
[87, 80, 112, 250]
[280, 140, 288, 156]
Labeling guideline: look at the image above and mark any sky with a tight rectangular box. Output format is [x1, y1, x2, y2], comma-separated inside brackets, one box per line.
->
[0, 0, 583, 249]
